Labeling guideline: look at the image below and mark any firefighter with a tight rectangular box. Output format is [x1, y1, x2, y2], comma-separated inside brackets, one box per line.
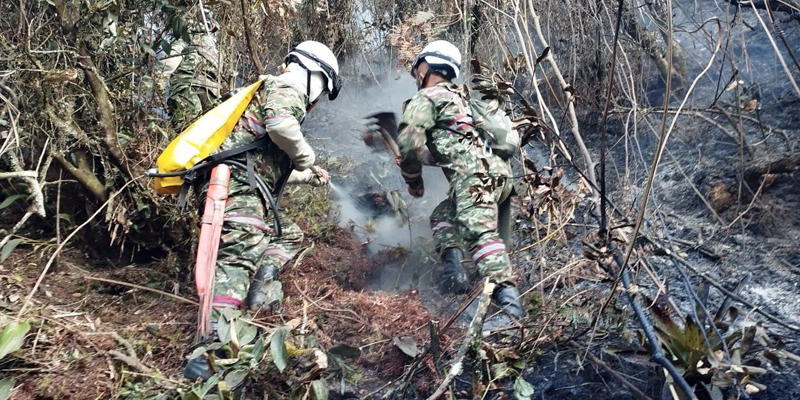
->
[396, 40, 524, 319]
[184, 40, 341, 381]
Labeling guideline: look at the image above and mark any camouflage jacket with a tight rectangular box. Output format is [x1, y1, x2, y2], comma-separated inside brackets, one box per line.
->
[217, 76, 310, 193]
[155, 22, 221, 96]
[397, 82, 512, 190]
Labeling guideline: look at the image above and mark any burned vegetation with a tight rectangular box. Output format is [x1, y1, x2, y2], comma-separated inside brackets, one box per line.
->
[2, 0, 800, 399]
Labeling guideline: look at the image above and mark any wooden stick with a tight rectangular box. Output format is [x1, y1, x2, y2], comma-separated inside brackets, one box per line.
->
[570, 341, 654, 400]
[426, 279, 496, 400]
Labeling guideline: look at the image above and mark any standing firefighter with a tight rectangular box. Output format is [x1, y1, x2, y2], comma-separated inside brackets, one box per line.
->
[397, 40, 524, 319]
[154, 8, 222, 128]
[182, 41, 342, 381]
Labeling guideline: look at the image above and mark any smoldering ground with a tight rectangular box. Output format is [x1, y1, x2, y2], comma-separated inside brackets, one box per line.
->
[301, 73, 460, 300]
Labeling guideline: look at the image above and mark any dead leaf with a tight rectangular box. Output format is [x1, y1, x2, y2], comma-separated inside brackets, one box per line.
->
[745, 384, 760, 394]
[393, 336, 418, 358]
[313, 349, 328, 370]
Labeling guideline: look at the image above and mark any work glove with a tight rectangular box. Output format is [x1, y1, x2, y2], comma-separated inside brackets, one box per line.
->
[286, 166, 330, 187]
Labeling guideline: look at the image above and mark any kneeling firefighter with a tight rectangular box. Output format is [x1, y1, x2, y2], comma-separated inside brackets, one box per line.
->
[159, 41, 342, 381]
[396, 40, 524, 319]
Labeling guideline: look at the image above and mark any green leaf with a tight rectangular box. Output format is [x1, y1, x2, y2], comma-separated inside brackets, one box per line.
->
[328, 343, 361, 359]
[0, 195, 26, 211]
[0, 321, 31, 360]
[198, 375, 220, 397]
[140, 41, 157, 58]
[251, 336, 266, 361]
[270, 326, 289, 372]
[160, 39, 172, 55]
[224, 368, 249, 389]
[216, 380, 231, 400]
[238, 322, 257, 346]
[217, 314, 231, 344]
[1, 238, 23, 262]
[0, 377, 14, 400]
[311, 379, 328, 400]
[513, 376, 534, 400]
[58, 213, 75, 226]
[186, 346, 208, 360]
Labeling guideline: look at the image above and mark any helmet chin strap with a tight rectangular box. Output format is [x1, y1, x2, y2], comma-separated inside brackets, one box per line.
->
[417, 69, 433, 90]
[283, 63, 326, 107]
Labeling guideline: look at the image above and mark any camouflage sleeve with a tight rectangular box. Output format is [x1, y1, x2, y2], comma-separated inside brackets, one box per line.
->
[251, 85, 314, 169]
[397, 93, 436, 188]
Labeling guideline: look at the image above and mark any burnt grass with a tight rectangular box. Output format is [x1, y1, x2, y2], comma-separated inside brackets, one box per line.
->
[4, 24, 800, 400]
[3, 99, 800, 399]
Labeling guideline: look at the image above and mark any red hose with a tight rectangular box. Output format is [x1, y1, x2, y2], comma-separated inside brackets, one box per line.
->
[195, 164, 230, 340]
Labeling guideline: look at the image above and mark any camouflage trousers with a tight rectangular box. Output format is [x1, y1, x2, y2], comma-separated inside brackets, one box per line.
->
[430, 174, 514, 283]
[209, 178, 303, 311]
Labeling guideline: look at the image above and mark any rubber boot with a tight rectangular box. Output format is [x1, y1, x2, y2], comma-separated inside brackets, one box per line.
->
[246, 266, 280, 309]
[184, 323, 219, 381]
[492, 283, 524, 320]
[439, 248, 469, 294]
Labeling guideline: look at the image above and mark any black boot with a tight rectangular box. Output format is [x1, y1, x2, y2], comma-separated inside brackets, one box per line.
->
[184, 323, 220, 381]
[439, 248, 469, 294]
[246, 266, 281, 309]
[184, 352, 214, 381]
[492, 283, 524, 320]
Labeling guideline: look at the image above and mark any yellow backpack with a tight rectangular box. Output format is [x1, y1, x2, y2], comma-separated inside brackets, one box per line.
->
[152, 77, 268, 194]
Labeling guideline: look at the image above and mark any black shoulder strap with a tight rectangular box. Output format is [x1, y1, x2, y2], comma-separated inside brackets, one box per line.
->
[177, 135, 272, 210]
[202, 135, 271, 164]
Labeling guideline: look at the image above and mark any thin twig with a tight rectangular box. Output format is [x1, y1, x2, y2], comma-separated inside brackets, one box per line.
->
[598, 0, 626, 237]
[613, 252, 698, 400]
[749, 1, 800, 96]
[646, 239, 800, 333]
[426, 279, 496, 400]
[16, 176, 142, 319]
[570, 341, 654, 400]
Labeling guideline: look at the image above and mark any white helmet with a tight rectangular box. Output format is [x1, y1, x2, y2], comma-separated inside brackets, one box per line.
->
[285, 41, 342, 100]
[411, 40, 462, 80]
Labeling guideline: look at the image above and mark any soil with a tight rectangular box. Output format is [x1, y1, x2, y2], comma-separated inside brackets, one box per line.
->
[4, 5, 800, 400]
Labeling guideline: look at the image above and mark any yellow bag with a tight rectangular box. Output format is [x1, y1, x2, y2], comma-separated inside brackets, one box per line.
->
[154, 77, 268, 194]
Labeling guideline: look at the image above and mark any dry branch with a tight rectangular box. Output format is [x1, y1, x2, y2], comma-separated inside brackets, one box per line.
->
[570, 341, 654, 400]
[648, 239, 800, 333]
[51, 151, 108, 201]
[524, 0, 598, 195]
[52, 0, 135, 177]
[0, 149, 46, 252]
[1, 151, 46, 218]
[426, 279, 496, 400]
[748, 1, 800, 96]
[16, 176, 142, 319]
[744, 152, 800, 179]
[612, 252, 698, 400]
[726, 0, 800, 14]
[109, 332, 164, 378]
[240, 0, 265, 74]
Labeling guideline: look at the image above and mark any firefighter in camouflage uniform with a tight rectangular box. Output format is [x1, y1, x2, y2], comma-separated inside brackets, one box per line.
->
[184, 41, 342, 381]
[154, 9, 222, 128]
[397, 40, 524, 319]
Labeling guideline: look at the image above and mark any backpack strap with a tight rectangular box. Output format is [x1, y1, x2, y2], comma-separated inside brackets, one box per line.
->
[176, 135, 271, 210]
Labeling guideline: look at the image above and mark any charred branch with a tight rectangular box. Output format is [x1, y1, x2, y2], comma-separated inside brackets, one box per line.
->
[612, 251, 699, 400]
[744, 152, 800, 181]
[726, 0, 800, 15]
